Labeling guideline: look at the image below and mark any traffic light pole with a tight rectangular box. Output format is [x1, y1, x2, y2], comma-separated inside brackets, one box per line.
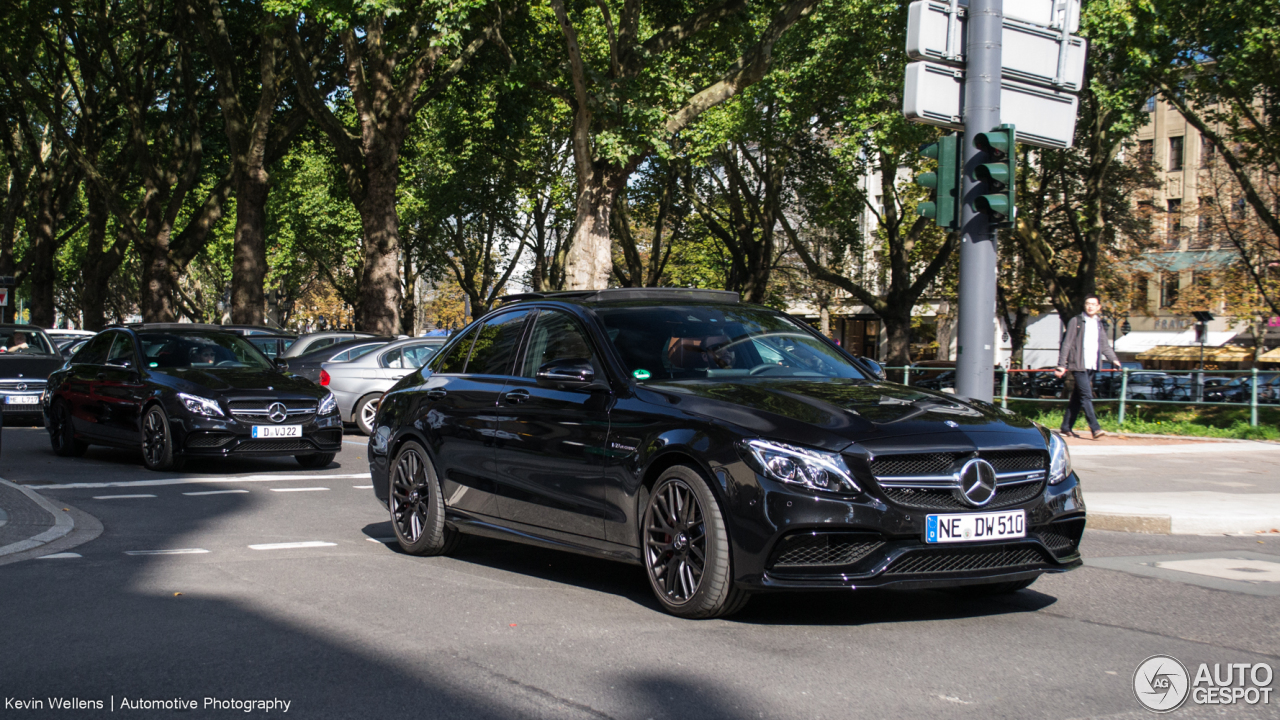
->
[955, 0, 1002, 402]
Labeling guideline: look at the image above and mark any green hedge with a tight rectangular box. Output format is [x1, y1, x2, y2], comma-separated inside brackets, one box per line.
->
[1006, 400, 1280, 441]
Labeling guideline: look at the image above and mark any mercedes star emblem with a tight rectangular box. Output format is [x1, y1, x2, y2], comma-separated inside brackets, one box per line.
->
[16, 383, 26, 391]
[958, 458, 997, 507]
[267, 402, 288, 423]
[944, 420, 959, 428]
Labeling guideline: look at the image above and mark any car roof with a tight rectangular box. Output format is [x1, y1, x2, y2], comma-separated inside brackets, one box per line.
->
[220, 324, 297, 337]
[290, 336, 393, 361]
[0, 324, 52, 332]
[495, 288, 741, 307]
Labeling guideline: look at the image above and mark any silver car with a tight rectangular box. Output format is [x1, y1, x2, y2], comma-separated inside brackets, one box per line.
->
[320, 337, 445, 434]
[282, 331, 379, 359]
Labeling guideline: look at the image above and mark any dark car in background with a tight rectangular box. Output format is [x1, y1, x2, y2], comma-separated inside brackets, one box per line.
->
[368, 289, 1084, 619]
[284, 336, 394, 383]
[1205, 373, 1279, 403]
[0, 325, 67, 425]
[282, 331, 380, 359]
[221, 325, 298, 360]
[43, 325, 342, 471]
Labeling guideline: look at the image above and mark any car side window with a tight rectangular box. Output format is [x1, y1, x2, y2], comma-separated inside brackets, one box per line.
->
[382, 348, 404, 369]
[519, 311, 596, 378]
[72, 333, 114, 365]
[106, 334, 136, 366]
[431, 327, 480, 374]
[466, 311, 531, 376]
[402, 343, 438, 368]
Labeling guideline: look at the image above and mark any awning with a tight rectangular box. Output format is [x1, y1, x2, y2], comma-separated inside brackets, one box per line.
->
[1114, 330, 1237, 353]
[1258, 347, 1280, 362]
[1135, 345, 1254, 362]
[1130, 250, 1238, 273]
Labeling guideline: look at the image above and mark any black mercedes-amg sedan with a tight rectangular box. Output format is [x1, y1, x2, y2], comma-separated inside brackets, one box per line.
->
[367, 289, 1085, 618]
[43, 325, 343, 471]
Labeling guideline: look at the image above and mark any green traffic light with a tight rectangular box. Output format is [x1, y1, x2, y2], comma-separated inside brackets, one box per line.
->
[976, 163, 1009, 187]
[916, 172, 938, 189]
[977, 194, 1010, 216]
[917, 201, 937, 219]
[975, 131, 1010, 158]
[920, 142, 940, 160]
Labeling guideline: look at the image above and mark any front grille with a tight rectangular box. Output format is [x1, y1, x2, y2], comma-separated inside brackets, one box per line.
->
[313, 430, 342, 447]
[880, 480, 1044, 511]
[983, 451, 1045, 473]
[235, 438, 315, 452]
[0, 380, 46, 391]
[186, 433, 234, 448]
[770, 533, 885, 568]
[884, 545, 1048, 576]
[1035, 518, 1085, 556]
[871, 453, 954, 477]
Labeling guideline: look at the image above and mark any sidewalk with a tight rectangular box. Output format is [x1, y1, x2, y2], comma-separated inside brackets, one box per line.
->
[1065, 433, 1280, 535]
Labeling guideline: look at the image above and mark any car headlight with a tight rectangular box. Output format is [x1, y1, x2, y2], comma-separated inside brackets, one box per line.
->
[318, 392, 338, 416]
[178, 393, 224, 418]
[1048, 431, 1072, 485]
[741, 439, 861, 495]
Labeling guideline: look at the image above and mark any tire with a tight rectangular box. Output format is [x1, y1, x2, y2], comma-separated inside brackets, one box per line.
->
[388, 441, 460, 556]
[48, 400, 88, 457]
[353, 394, 380, 436]
[946, 577, 1037, 597]
[641, 465, 750, 619]
[140, 405, 183, 472]
[295, 452, 336, 469]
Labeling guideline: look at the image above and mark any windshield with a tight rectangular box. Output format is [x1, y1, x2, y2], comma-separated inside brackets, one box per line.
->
[137, 332, 274, 371]
[0, 328, 57, 355]
[595, 304, 868, 382]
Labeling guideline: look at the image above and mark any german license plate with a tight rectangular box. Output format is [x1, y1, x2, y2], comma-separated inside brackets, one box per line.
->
[4, 395, 39, 405]
[926, 510, 1026, 543]
[252, 425, 301, 438]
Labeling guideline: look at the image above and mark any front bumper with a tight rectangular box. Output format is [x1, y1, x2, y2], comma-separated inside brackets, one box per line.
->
[723, 463, 1086, 591]
[172, 412, 345, 457]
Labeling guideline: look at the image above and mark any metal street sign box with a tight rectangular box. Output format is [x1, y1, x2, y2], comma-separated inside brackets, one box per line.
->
[938, 0, 1081, 33]
[0, 288, 8, 307]
[902, 61, 1080, 149]
[907, 0, 1087, 91]
[0, 276, 14, 287]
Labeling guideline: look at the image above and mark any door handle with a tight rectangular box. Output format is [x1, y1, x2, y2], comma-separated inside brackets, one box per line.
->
[503, 389, 531, 404]
[426, 389, 448, 400]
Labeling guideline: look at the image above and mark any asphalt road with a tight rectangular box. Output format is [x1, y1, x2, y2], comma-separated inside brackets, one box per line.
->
[1, 426, 1277, 719]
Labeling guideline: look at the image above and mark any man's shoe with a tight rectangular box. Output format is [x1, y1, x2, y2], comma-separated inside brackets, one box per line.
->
[1059, 428, 1079, 438]
[1092, 429, 1108, 440]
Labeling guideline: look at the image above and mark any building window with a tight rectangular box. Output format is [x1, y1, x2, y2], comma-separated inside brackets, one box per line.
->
[1168, 136, 1184, 171]
[1166, 198, 1183, 246]
[1200, 136, 1216, 167]
[1233, 196, 1248, 220]
[1145, 95, 1157, 113]
[1192, 197, 1214, 248]
[1160, 274, 1179, 308]
[1138, 139, 1154, 164]
[1131, 274, 1149, 312]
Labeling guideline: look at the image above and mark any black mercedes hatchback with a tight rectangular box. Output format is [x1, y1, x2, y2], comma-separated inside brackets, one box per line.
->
[368, 289, 1085, 618]
[44, 325, 343, 471]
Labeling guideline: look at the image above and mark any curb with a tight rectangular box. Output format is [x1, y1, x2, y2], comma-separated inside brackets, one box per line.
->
[1089, 512, 1172, 534]
[0, 478, 75, 557]
[1110, 432, 1280, 444]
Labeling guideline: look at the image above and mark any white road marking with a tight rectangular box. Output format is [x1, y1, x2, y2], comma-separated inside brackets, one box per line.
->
[123, 548, 210, 556]
[352, 485, 373, 489]
[184, 489, 250, 496]
[248, 538, 335, 548]
[38, 552, 81, 559]
[38, 472, 372, 490]
[270, 487, 329, 493]
[93, 494, 157, 500]
[367, 537, 396, 544]
[343, 440, 366, 446]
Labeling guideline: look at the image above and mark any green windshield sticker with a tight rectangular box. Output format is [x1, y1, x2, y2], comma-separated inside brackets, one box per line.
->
[633, 369, 651, 380]
[149, 362, 158, 368]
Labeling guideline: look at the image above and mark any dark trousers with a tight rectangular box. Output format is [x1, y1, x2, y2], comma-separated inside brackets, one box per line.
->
[1063, 370, 1099, 433]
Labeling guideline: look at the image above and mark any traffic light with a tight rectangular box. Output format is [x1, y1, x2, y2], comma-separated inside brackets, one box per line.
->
[974, 124, 1016, 227]
[915, 134, 960, 230]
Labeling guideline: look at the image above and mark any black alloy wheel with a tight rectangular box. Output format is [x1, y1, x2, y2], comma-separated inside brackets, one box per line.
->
[141, 405, 182, 471]
[388, 441, 459, 556]
[642, 466, 748, 619]
[48, 400, 87, 457]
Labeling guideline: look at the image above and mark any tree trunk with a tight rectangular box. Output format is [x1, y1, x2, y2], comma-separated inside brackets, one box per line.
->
[883, 312, 913, 374]
[141, 233, 180, 322]
[564, 178, 617, 290]
[354, 165, 403, 334]
[230, 171, 269, 324]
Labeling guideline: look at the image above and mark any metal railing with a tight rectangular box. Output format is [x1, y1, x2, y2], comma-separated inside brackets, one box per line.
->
[882, 366, 1270, 427]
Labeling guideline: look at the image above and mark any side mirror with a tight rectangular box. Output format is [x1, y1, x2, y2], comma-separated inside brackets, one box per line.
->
[274, 358, 289, 372]
[861, 357, 887, 381]
[536, 358, 596, 390]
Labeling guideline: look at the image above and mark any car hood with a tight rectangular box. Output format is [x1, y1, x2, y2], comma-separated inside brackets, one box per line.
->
[0, 354, 66, 379]
[155, 368, 322, 396]
[636, 378, 1041, 451]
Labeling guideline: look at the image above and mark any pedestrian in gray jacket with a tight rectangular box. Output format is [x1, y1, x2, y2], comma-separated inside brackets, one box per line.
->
[1054, 295, 1121, 439]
